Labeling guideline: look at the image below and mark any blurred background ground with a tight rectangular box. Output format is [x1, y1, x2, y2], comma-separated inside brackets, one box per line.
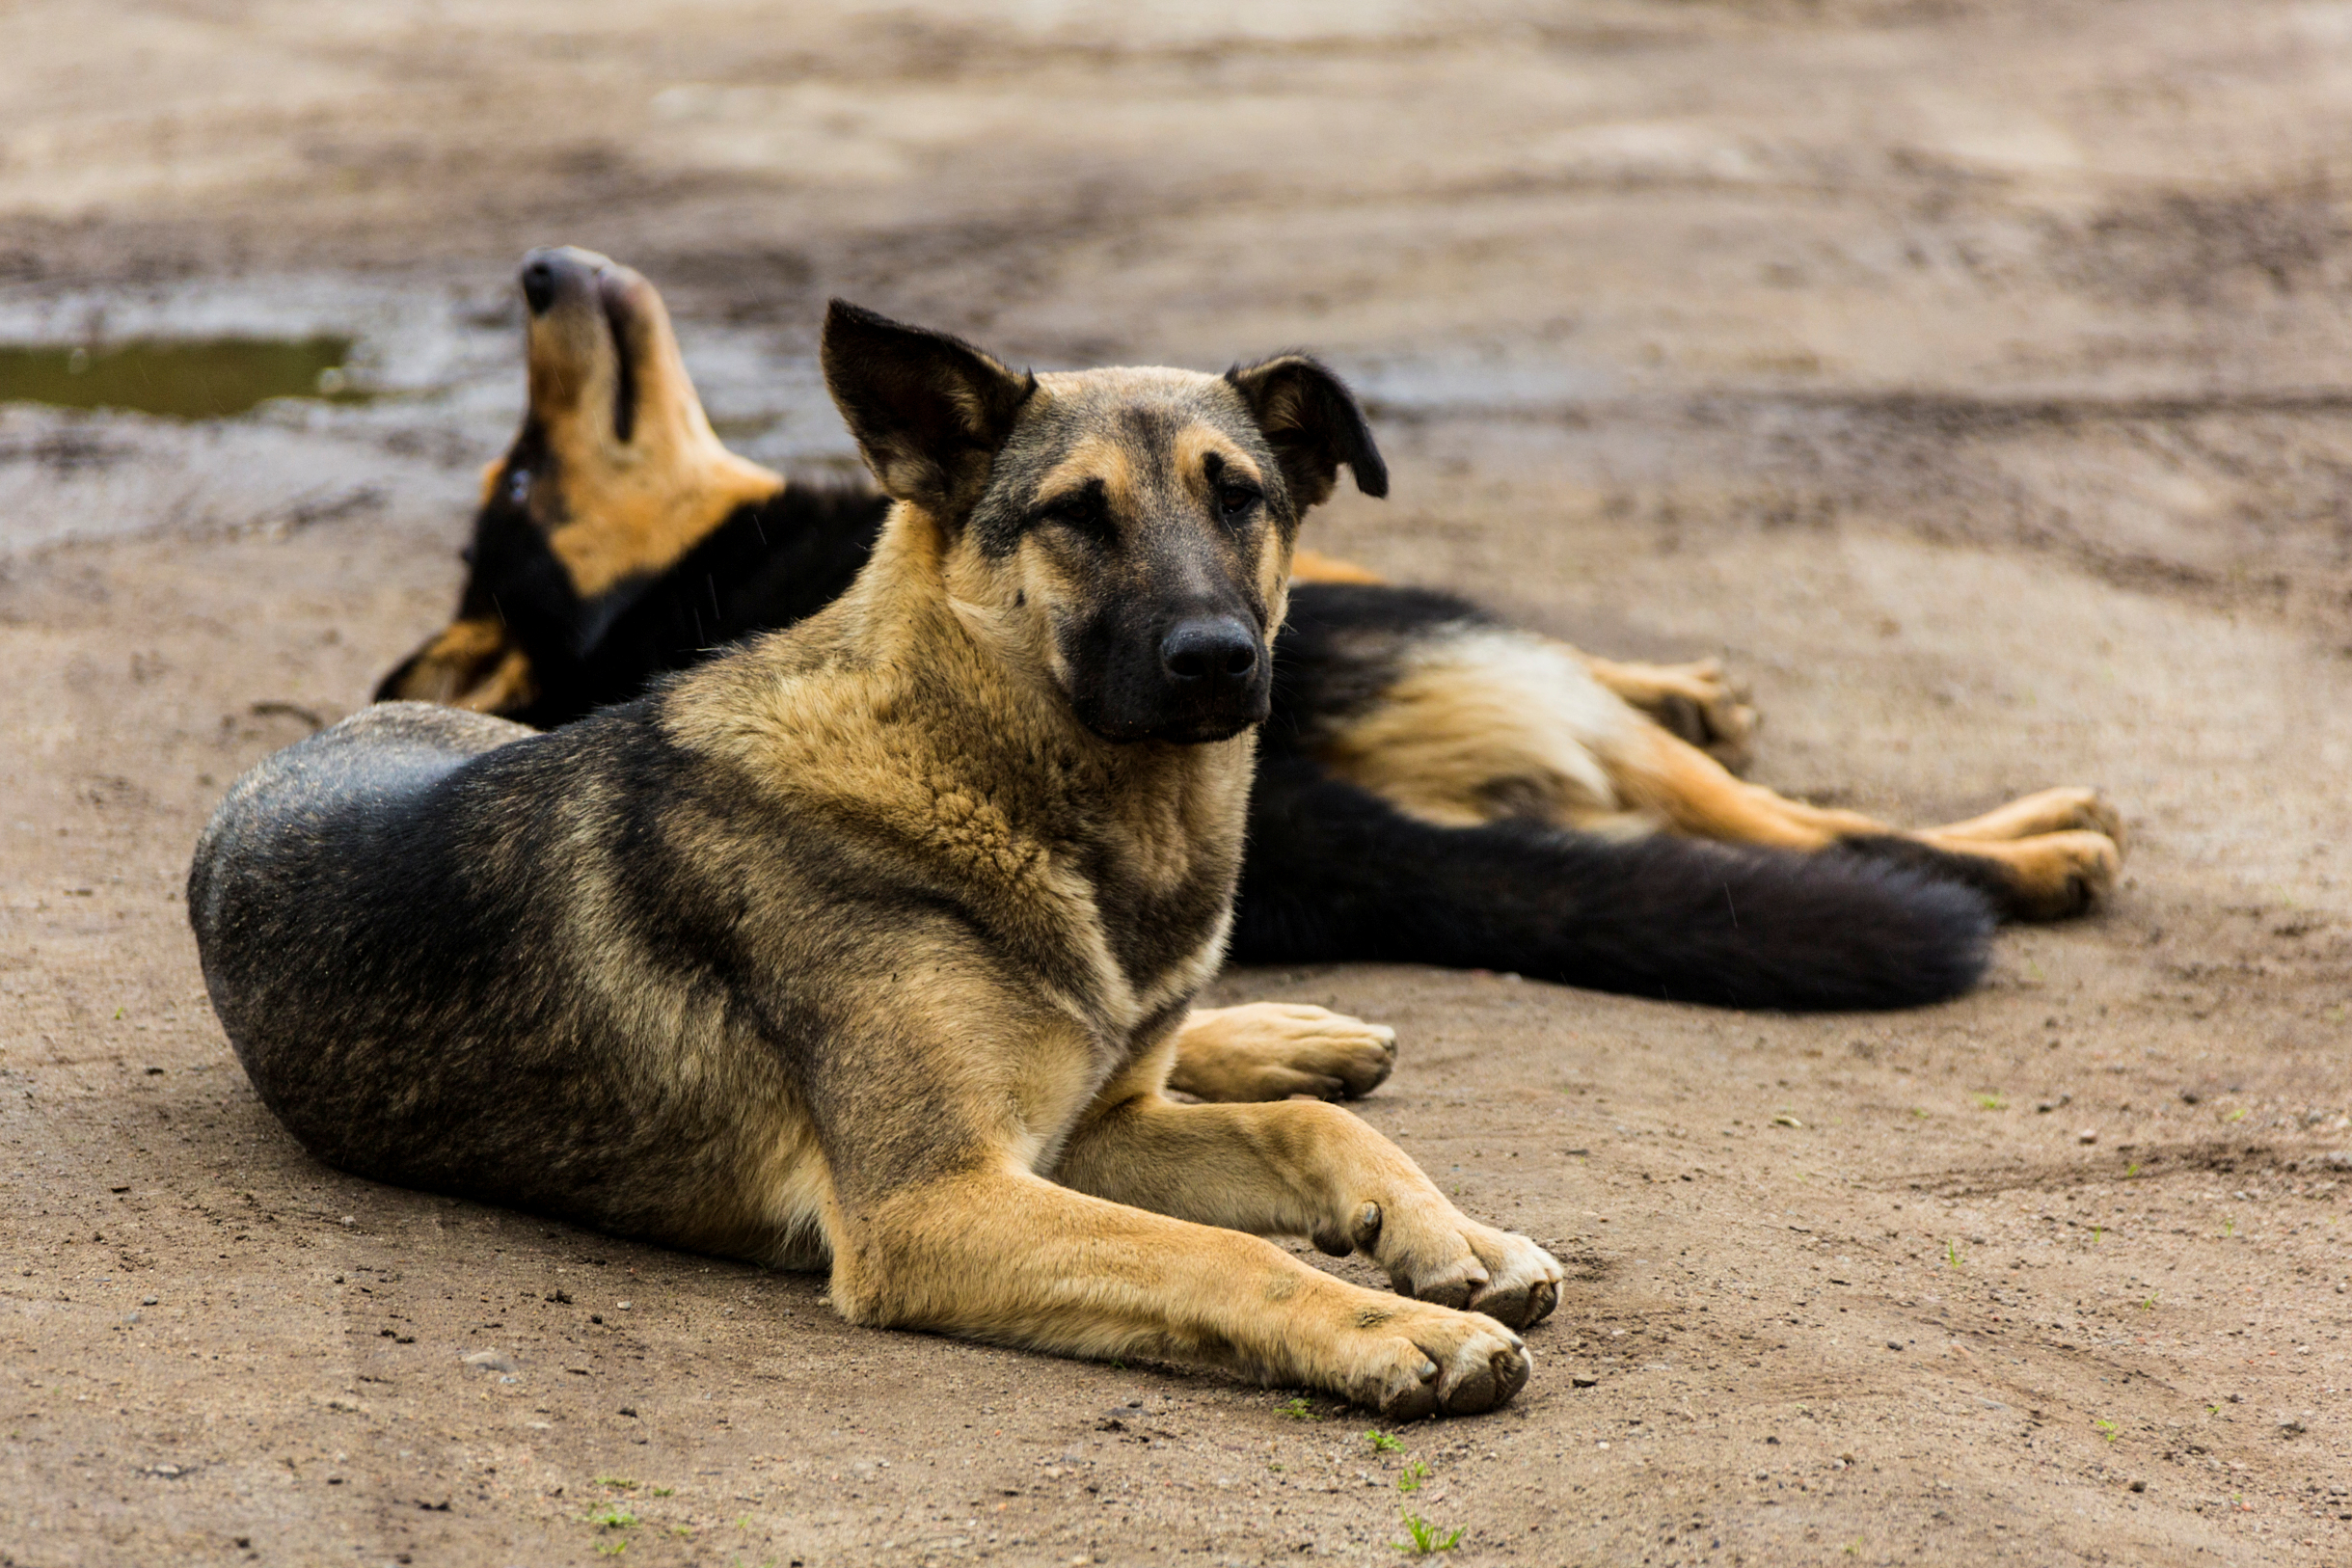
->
[1, 3, 2349, 1564]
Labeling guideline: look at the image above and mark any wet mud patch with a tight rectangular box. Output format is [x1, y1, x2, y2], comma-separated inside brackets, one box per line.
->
[0, 337, 365, 419]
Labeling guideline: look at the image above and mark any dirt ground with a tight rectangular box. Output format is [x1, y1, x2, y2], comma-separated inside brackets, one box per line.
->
[4, 2, 2351, 1564]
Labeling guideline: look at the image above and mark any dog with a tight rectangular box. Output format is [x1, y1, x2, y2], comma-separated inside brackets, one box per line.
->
[192, 300, 1564, 1416]
[380, 249, 2125, 1011]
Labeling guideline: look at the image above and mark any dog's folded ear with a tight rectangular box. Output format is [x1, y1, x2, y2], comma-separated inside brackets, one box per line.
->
[1225, 354, 1389, 510]
[821, 300, 1037, 517]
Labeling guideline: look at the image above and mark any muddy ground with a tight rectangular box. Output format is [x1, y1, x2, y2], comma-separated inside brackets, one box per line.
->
[3, 2, 2351, 1564]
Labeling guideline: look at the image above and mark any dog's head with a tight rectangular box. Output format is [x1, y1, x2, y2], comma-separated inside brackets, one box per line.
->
[375, 245, 781, 714]
[821, 302, 1386, 744]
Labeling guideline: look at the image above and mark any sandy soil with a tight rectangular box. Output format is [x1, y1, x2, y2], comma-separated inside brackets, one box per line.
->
[4, 3, 2351, 1564]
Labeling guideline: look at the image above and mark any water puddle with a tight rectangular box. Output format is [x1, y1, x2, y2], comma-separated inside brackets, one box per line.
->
[0, 337, 365, 419]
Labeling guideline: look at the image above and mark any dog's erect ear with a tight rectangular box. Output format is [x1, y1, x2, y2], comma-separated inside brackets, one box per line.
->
[821, 300, 1036, 516]
[1225, 353, 1389, 510]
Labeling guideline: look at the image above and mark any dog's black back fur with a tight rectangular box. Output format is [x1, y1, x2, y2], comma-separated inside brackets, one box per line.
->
[438, 499, 1991, 1011]
[452, 473, 892, 730]
[186, 704, 743, 1238]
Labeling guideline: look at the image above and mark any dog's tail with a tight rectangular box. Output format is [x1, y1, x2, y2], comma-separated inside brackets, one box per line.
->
[1234, 755, 1993, 1011]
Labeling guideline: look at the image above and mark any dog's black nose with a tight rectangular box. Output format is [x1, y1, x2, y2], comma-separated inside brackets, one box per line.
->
[521, 258, 560, 316]
[1160, 618, 1259, 687]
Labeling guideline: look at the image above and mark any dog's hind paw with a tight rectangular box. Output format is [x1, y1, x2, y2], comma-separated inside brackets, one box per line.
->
[1166, 1003, 1397, 1103]
[1888, 825, 2123, 922]
[2003, 828, 2123, 920]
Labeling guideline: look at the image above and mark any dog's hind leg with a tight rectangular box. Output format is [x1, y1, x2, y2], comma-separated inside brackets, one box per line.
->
[1612, 725, 2122, 921]
[1166, 1004, 1396, 1102]
[1828, 829, 2122, 921]
[1917, 785, 2126, 850]
[1579, 653, 1758, 773]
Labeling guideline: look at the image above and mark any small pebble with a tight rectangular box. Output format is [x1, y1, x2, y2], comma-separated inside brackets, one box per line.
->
[140, 1295, 158, 1307]
[2076, 1128, 2098, 1145]
[461, 1349, 517, 1373]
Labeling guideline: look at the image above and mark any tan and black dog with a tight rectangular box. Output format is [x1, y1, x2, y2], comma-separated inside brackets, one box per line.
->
[191, 302, 1562, 1416]
[379, 248, 2124, 1012]
[377, 249, 1395, 1104]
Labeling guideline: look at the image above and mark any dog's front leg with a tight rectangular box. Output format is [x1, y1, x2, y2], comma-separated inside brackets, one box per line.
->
[825, 1162, 1531, 1418]
[1580, 651, 1758, 772]
[1054, 1092, 1563, 1332]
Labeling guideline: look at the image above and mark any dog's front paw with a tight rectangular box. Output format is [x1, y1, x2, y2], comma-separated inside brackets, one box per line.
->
[1642, 659, 1759, 773]
[1342, 1302, 1531, 1419]
[1323, 1201, 1562, 1330]
[1167, 1003, 1397, 1103]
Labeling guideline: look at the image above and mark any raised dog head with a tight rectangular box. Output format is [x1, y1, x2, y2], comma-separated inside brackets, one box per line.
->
[375, 245, 783, 715]
[821, 301, 1387, 744]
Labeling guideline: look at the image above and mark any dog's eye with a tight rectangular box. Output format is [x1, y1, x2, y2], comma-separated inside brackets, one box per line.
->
[1217, 484, 1259, 519]
[1039, 492, 1111, 539]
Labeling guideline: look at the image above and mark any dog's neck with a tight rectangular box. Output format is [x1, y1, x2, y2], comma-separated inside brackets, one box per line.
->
[663, 500, 1253, 1022]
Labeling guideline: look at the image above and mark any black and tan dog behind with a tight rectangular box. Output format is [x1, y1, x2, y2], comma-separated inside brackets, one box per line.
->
[189, 302, 1562, 1415]
[384, 249, 2124, 1014]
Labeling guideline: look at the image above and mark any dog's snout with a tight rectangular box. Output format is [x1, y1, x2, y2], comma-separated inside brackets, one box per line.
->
[521, 258, 560, 316]
[1161, 618, 1259, 687]
[520, 247, 606, 317]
